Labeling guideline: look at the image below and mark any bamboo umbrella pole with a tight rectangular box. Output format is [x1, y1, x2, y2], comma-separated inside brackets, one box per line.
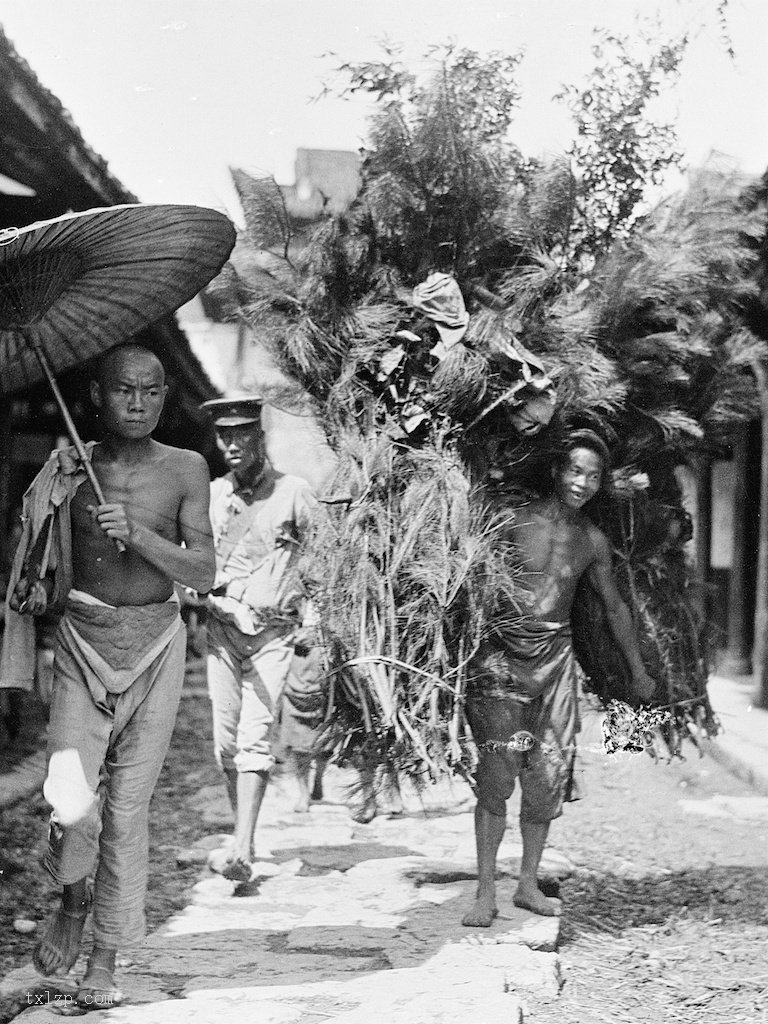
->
[27, 334, 126, 554]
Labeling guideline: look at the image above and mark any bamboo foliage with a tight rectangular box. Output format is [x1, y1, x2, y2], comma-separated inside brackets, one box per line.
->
[211, 46, 768, 773]
[299, 422, 525, 779]
[592, 167, 767, 462]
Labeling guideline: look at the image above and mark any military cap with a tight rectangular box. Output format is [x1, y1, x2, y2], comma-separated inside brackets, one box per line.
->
[200, 396, 263, 426]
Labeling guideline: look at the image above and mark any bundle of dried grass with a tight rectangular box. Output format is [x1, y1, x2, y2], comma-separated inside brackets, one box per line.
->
[299, 422, 525, 781]
[572, 482, 714, 758]
[209, 50, 767, 773]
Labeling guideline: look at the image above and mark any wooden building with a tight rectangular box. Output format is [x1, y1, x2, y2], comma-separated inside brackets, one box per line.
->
[697, 168, 768, 704]
[176, 150, 360, 491]
[0, 25, 223, 574]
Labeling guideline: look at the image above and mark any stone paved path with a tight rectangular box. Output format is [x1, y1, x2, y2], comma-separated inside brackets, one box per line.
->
[3, 766, 572, 1023]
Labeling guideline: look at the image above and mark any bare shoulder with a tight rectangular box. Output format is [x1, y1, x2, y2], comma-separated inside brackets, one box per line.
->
[583, 518, 611, 561]
[151, 444, 210, 495]
[508, 499, 539, 543]
[514, 497, 545, 524]
[153, 443, 208, 473]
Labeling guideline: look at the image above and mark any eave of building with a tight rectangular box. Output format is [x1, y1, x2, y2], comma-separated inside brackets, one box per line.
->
[0, 25, 219, 405]
[0, 26, 134, 210]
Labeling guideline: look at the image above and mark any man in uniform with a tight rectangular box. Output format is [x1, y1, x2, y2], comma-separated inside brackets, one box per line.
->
[201, 397, 318, 882]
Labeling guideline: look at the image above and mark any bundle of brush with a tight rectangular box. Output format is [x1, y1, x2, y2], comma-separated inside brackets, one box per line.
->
[479, 165, 767, 755]
[567, 167, 765, 754]
[208, 44, 766, 772]
[309, 282, 567, 779]
[570, 467, 716, 759]
[481, 417, 716, 759]
[207, 179, 560, 781]
[298, 420, 526, 783]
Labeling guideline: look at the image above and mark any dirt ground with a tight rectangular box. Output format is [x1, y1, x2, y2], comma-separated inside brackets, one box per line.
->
[2, 691, 768, 1024]
[0, 689, 222, 987]
[524, 712, 768, 1024]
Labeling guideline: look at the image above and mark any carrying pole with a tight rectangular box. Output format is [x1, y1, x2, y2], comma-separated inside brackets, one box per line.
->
[28, 335, 126, 554]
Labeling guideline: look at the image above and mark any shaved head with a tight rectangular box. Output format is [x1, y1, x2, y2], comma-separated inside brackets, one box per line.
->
[90, 342, 168, 440]
[95, 343, 165, 386]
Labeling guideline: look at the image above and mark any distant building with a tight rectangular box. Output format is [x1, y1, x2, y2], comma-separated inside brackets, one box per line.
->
[177, 148, 357, 489]
[178, 293, 337, 492]
[181, 146, 361, 387]
[282, 147, 361, 221]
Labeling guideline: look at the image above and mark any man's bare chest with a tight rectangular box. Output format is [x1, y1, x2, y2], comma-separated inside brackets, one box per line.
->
[516, 518, 592, 581]
[73, 467, 182, 534]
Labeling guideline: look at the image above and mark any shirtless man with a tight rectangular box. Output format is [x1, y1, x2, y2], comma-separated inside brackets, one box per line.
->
[463, 429, 655, 926]
[7, 343, 214, 1004]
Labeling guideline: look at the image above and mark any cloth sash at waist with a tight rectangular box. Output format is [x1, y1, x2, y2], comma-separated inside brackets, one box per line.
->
[60, 589, 182, 695]
[469, 619, 576, 703]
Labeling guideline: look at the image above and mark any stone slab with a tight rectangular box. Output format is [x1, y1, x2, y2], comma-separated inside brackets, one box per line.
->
[678, 794, 768, 820]
[704, 674, 768, 796]
[7, 760, 568, 1024]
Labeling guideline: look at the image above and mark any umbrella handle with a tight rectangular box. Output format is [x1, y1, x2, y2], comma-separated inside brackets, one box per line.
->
[28, 338, 127, 554]
[80, 451, 129, 557]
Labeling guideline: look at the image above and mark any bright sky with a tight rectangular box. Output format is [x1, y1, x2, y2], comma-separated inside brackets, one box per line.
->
[0, 0, 766, 221]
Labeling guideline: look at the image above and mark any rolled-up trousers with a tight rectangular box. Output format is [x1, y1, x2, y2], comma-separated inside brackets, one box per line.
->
[43, 620, 186, 948]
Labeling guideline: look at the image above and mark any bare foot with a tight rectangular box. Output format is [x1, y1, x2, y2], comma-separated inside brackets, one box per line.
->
[387, 789, 404, 817]
[351, 796, 377, 824]
[293, 796, 311, 814]
[513, 881, 562, 917]
[462, 893, 499, 928]
[76, 965, 123, 1009]
[33, 899, 90, 976]
[207, 844, 235, 874]
[310, 779, 324, 802]
[221, 856, 252, 883]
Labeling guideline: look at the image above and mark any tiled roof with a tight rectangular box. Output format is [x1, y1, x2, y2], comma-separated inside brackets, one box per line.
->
[0, 24, 136, 207]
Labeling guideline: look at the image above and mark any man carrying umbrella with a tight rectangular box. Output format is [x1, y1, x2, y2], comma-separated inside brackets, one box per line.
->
[5, 342, 215, 1005]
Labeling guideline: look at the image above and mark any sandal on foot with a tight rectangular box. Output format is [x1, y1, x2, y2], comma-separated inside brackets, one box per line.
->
[76, 966, 124, 1009]
[33, 895, 92, 976]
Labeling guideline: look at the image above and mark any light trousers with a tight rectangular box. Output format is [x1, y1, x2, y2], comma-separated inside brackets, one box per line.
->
[206, 614, 293, 775]
[44, 620, 186, 948]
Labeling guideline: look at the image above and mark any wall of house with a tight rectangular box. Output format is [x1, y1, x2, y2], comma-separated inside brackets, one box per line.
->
[676, 461, 739, 650]
[177, 296, 242, 393]
[282, 148, 360, 220]
[178, 298, 337, 493]
[683, 426, 762, 658]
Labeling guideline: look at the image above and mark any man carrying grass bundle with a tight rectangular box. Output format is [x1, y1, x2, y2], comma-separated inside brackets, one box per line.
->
[463, 429, 655, 925]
